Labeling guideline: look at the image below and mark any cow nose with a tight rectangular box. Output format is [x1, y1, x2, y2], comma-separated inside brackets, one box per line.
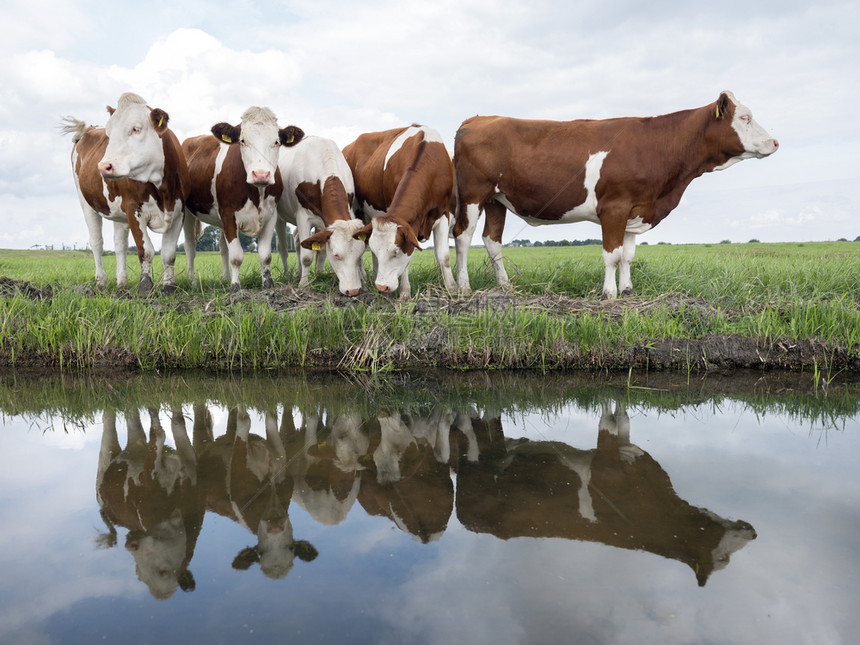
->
[344, 288, 360, 297]
[376, 284, 390, 293]
[251, 170, 271, 185]
[98, 162, 115, 177]
[772, 139, 779, 150]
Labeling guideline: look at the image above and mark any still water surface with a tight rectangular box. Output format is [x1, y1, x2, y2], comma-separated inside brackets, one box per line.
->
[1, 370, 858, 645]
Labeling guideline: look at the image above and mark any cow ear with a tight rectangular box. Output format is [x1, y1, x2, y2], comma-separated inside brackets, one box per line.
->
[280, 125, 305, 147]
[178, 569, 196, 592]
[232, 546, 260, 570]
[106, 105, 116, 116]
[300, 229, 333, 251]
[715, 92, 733, 120]
[211, 122, 241, 145]
[294, 540, 319, 562]
[150, 108, 169, 134]
[398, 225, 423, 253]
[353, 222, 373, 242]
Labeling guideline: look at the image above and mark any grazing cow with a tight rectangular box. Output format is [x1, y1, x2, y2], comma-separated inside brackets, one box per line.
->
[344, 125, 457, 298]
[452, 91, 779, 298]
[96, 407, 204, 599]
[453, 403, 757, 586]
[61, 92, 190, 293]
[276, 136, 366, 296]
[182, 107, 304, 292]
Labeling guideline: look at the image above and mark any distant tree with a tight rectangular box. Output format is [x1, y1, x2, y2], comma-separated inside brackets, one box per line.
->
[855, 236, 860, 242]
[838, 237, 848, 242]
[238, 231, 257, 252]
[720, 240, 732, 244]
[748, 239, 760, 244]
[640, 241, 648, 245]
[196, 225, 220, 252]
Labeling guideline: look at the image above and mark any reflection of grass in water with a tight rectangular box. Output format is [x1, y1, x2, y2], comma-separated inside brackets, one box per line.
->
[1, 370, 857, 432]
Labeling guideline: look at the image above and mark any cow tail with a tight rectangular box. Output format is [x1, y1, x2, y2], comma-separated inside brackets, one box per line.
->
[59, 116, 88, 143]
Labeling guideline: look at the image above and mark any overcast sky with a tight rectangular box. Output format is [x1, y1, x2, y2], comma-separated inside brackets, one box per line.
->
[1, 0, 857, 250]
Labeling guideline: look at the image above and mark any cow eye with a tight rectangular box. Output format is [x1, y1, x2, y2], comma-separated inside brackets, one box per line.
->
[131, 126, 142, 135]
[239, 138, 246, 145]
[740, 115, 751, 123]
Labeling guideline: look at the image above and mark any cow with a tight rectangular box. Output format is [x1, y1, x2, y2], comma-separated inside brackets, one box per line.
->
[61, 92, 190, 293]
[96, 407, 204, 599]
[452, 403, 757, 586]
[182, 107, 304, 292]
[452, 91, 779, 298]
[197, 407, 318, 579]
[276, 135, 366, 296]
[344, 125, 458, 299]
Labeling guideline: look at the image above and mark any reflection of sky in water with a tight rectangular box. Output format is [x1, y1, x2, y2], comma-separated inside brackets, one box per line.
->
[0, 398, 858, 644]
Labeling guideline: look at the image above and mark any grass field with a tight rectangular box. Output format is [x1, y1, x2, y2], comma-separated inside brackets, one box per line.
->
[1, 242, 858, 373]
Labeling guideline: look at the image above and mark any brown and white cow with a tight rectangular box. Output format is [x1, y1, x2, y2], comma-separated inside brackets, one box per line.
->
[453, 403, 757, 586]
[96, 407, 204, 599]
[276, 135, 366, 296]
[345, 125, 457, 298]
[452, 91, 779, 298]
[182, 107, 304, 292]
[62, 92, 190, 293]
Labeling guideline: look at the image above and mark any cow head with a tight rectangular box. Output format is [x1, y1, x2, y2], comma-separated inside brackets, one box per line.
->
[354, 216, 422, 294]
[99, 92, 170, 185]
[125, 512, 195, 599]
[232, 514, 318, 579]
[301, 219, 367, 296]
[211, 107, 304, 187]
[712, 91, 779, 171]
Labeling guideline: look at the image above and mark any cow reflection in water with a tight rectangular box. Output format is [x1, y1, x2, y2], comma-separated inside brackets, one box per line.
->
[358, 408, 455, 543]
[96, 408, 204, 599]
[454, 403, 757, 586]
[197, 407, 318, 579]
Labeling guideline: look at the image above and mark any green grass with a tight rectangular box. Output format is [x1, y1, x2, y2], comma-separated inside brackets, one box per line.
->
[1, 243, 858, 372]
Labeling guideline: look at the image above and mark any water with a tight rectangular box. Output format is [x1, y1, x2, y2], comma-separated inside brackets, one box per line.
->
[1, 370, 858, 645]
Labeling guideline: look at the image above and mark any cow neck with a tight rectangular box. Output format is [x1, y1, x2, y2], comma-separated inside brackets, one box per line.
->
[383, 140, 435, 231]
[155, 130, 187, 210]
[321, 175, 352, 223]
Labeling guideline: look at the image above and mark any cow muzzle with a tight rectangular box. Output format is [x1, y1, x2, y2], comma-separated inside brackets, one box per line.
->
[250, 169, 273, 186]
[98, 161, 121, 180]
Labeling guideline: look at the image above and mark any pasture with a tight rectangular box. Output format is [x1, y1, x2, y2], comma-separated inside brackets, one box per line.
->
[1, 241, 858, 372]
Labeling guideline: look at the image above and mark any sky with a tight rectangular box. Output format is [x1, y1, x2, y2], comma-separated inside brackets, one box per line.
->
[1, 0, 858, 251]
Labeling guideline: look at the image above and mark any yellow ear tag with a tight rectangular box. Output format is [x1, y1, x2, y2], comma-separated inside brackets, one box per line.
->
[157, 115, 164, 128]
[221, 134, 232, 143]
[358, 234, 367, 242]
[715, 106, 721, 118]
[285, 135, 294, 144]
[311, 242, 324, 251]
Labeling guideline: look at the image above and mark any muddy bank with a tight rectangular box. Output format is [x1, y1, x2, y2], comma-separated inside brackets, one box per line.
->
[1, 277, 858, 373]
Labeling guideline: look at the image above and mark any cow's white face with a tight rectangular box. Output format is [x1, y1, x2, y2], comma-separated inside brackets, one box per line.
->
[100, 93, 166, 185]
[327, 220, 367, 296]
[256, 518, 297, 579]
[125, 515, 187, 599]
[716, 92, 779, 170]
[237, 108, 282, 187]
[369, 220, 414, 293]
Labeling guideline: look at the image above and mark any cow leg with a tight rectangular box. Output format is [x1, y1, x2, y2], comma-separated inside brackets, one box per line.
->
[225, 233, 244, 293]
[275, 217, 290, 277]
[127, 210, 154, 295]
[171, 407, 197, 482]
[454, 203, 480, 294]
[295, 215, 314, 288]
[82, 206, 107, 288]
[482, 201, 510, 287]
[257, 216, 276, 289]
[183, 212, 198, 288]
[397, 257, 413, 300]
[97, 410, 121, 493]
[112, 220, 130, 289]
[600, 214, 627, 300]
[618, 233, 637, 297]
[432, 214, 457, 293]
[218, 230, 231, 282]
[160, 213, 184, 294]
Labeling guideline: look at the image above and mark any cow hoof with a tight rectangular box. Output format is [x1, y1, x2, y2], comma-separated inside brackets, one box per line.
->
[620, 288, 633, 297]
[163, 283, 176, 296]
[263, 277, 274, 290]
[230, 283, 241, 294]
[138, 276, 154, 295]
